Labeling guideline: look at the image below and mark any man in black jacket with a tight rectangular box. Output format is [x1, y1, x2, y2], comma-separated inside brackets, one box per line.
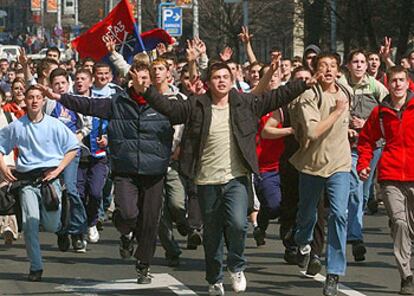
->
[132, 59, 316, 295]
[40, 63, 173, 285]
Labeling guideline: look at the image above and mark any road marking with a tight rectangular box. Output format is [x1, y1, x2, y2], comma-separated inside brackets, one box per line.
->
[55, 273, 198, 296]
[300, 271, 367, 296]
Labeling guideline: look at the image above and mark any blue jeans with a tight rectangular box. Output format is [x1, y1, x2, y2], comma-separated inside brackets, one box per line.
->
[197, 177, 248, 284]
[63, 155, 87, 235]
[254, 171, 282, 231]
[295, 172, 350, 275]
[348, 148, 382, 241]
[363, 147, 382, 207]
[20, 179, 62, 272]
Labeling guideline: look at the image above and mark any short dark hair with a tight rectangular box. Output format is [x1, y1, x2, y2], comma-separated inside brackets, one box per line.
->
[82, 57, 95, 65]
[160, 52, 177, 65]
[206, 62, 233, 81]
[50, 68, 69, 84]
[76, 68, 93, 80]
[24, 84, 43, 97]
[387, 65, 409, 80]
[93, 62, 111, 74]
[312, 53, 340, 70]
[37, 58, 59, 78]
[347, 49, 367, 64]
[291, 66, 312, 79]
[46, 46, 61, 59]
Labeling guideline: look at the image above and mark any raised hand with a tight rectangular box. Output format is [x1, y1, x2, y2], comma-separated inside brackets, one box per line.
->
[238, 26, 253, 44]
[188, 77, 206, 95]
[305, 71, 324, 88]
[269, 52, 282, 72]
[37, 84, 61, 101]
[219, 46, 233, 62]
[18, 47, 28, 65]
[103, 36, 117, 53]
[130, 69, 148, 94]
[194, 36, 207, 55]
[186, 39, 199, 62]
[156, 43, 167, 56]
[379, 36, 392, 61]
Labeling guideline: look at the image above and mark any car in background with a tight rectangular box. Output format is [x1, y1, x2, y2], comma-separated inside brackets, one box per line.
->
[27, 47, 67, 61]
[0, 45, 20, 61]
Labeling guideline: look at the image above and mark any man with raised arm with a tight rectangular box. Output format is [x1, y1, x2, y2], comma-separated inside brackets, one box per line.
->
[131, 56, 316, 296]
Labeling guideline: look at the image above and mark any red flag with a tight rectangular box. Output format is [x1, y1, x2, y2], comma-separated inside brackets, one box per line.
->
[71, 0, 136, 61]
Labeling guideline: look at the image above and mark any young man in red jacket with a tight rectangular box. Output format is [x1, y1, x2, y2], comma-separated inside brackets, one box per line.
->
[357, 65, 414, 295]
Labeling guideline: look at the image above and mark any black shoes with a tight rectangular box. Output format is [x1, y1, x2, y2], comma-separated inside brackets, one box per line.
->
[3, 230, 13, 246]
[187, 230, 202, 250]
[306, 255, 322, 276]
[352, 240, 367, 262]
[400, 276, 414, 295]
[253, 226, 266, 247]
[57, 234, 70, 252]
[323, 274, 339, 296]
[166, 255, 180, 267]
[176, 223, 189, 237]
[28, 269, 43, 282]
[71, 234, 87, 253]
[119, 233, 134, 259]
[136, 262, 152, 284]
[283, 247, 298, 265]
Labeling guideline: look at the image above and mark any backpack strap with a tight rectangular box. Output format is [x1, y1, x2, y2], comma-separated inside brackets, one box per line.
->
[4, 111, 12, 124]
[379, 107, 385, 138]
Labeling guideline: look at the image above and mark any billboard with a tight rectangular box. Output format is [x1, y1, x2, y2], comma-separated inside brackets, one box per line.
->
[47, 0, 58, 13]
[31, 0, 41, 12]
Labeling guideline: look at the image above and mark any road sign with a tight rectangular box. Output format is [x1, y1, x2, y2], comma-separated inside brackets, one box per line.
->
[162, 7, 182, 37]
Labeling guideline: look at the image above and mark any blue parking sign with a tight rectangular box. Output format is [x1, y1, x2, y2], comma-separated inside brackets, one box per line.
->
[162, 7, 182, 37]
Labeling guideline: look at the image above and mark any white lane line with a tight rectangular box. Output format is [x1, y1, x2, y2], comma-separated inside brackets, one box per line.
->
[55, 273, 198, 296]
[300, 271, 367, 296]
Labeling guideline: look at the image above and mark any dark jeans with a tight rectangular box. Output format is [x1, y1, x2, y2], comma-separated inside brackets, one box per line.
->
[279, 161, 325, 257]
[77, 157, 109, 227]
[197, 176, 249, 285]
[254, 171, 282, 231]
[112, 174, 164, 265]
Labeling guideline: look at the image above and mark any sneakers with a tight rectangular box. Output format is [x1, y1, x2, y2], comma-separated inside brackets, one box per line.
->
[323, 274, 339, 296]
[187, 230, 202, 250]
[400, 276, 414, 295]
[57, 234, 70, 252]
[136, 262, 152, 284]
[306, 255, 322, 276]
[3, 230, 13, 246]
[352, 240, 366, 262]
[88, 226, 100, 243]
[229, 270, 247, 293]
[71, 235, 87, 253]
[297, 244, 311, 268]
[253, 226, 266, 247]
[208, 282, 225, 296]
[28, 269, 43, 282]
[119, 232, 134, 259]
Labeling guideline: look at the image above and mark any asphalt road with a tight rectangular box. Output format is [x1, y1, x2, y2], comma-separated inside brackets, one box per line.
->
[0, 206, 404, 296]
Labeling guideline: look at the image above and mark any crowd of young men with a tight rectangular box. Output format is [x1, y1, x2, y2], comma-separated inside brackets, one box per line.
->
[0, 31, 413, 296]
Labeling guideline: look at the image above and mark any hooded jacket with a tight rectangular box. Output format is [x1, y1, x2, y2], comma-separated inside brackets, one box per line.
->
[357, 91, 414, 181]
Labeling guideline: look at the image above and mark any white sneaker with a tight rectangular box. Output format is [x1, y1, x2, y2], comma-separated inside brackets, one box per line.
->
[229, 270, 246, 293]
[208, 282, 225, 295]
[88, 226, 100, 243]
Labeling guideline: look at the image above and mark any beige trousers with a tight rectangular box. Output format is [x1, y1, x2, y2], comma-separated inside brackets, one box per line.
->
[381, 181, 414, 280]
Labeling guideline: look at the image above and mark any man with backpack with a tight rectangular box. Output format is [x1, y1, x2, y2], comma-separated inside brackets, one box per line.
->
[289, 53, 351, 296]
[338, 49, 388, 262]
[357, 65, 414, 295]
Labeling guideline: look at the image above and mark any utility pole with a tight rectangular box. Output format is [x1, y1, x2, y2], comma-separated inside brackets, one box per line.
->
[243, 0, 248, 27]
[57, 0, 62, 48]
[40, 0, 45, 39]
[137, 0, 142, 34]
[330, 0, 336, 52]
[193, 0, 199, 38]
